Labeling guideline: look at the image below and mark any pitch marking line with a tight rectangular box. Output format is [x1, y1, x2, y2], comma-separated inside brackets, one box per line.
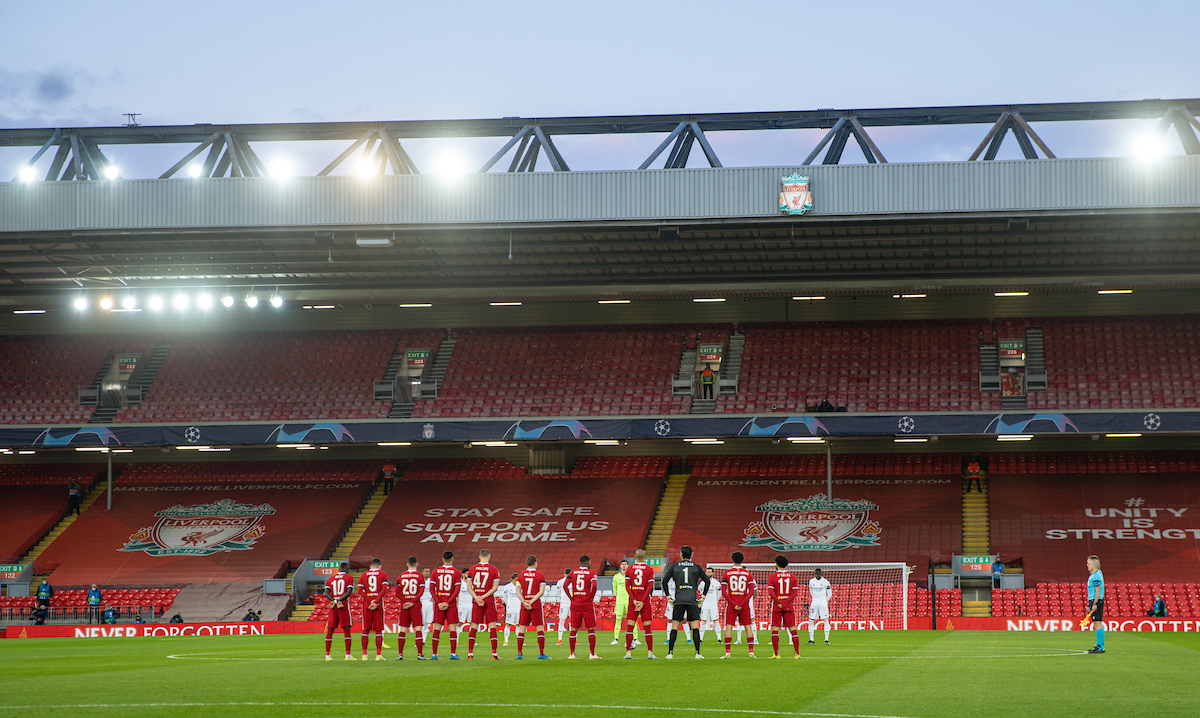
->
[166, 647, 1089, 661]
[1, 702, 922, 718]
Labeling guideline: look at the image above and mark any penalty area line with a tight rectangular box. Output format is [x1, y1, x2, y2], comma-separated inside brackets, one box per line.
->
[2, 701, 925, 718]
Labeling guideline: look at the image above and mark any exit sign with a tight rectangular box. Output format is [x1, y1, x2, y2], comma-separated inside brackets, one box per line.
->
[0, 564, 26, 580]
[312, 560, 341, 576]
[960, 556, 992, 572]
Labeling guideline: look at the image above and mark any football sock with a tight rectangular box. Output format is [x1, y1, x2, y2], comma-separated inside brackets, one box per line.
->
[747, 633, 755, 652]
[504, 625, 511, 642]
[449, 634, 458, 654]
[771, 629, 780, 655]
[644, 629, 653, 653]
[692, 628, 702, 651]
[668, 629, 678, 654]
[399, 633, 407, 656]
[375, 633, 383, 655]
[416, 632, 425, 657]
[537, 630, 546, 654]
[362, 634, 369, 653]
[569, 630, 577, 654]
[517, 632, 524, 654]
[809, 624, 815, 642]
[824, 622, 830, 641]
[1096, 625, 1105, 650]
[343, 634, 352, 655]
[468, 628, 477, 655]
[626, 628, 635, 651]
[490, 628, 499, 654]
[430, 631, 439, 655]
[725, 635, 732, 653]
[588, 629, 596, 655]
[325, 631, 333, 656]
[790, 630, 800, 655]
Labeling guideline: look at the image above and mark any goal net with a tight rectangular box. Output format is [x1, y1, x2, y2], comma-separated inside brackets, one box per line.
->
[706, 562, 910, 630]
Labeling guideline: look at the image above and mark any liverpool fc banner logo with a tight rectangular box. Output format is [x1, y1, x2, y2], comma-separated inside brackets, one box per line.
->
[779, 173, 812, 215]
[120, 499, 275, 557]
[742, 494, 880, 552]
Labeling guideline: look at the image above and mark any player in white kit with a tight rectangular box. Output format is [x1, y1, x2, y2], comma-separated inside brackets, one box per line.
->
[699, 566, 722, 643]
[420, 568, 435, 635]
[457, 570, 474, 638]
[555, 569, 571, 644]
[501, 573, 522, 645]
[807, 567, 832, 645]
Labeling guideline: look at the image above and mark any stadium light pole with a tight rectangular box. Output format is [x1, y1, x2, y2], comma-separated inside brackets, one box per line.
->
[107, 450, 113, 510]
[826, 442, 833, 500]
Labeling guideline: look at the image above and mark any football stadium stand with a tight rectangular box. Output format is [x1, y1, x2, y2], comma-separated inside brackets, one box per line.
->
[0, 464, 101, 562]
[114, 330, 401, 423]
[33, 461, 378, 585]
[352, 471, 663, 579]
[670, 454, 962, 579]
[412, 325, 695, 418]
[716, 320, 997, 414]
[992, 583, 1200, 618]
[0, 335, 114, 425]
[989, 456, 1200, 584]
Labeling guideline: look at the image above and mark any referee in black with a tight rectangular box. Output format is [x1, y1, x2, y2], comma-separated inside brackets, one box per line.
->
[661, 545, 710, 658]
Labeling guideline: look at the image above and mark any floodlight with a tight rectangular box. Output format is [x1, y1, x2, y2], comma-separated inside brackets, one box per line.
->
[121, 296, 136, 309]
[222, 294, 235, 308]
[99, 297, 114, 310]
[245, 293, 259, 308]
[270, 294, 283, 308]
[73, 297, 87, 310]
[104, 166, 120, 180]
[149, 296, 164, 311]
[197, 293, 214, 310]
[173, 294, 189, 310]
[188, 164, 203, 178]
[19, 167, 36, 182]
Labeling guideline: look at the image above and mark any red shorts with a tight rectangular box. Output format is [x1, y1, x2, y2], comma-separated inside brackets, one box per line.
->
[395, 603, 423, 629]
[771, 605, 796, 629]
[432, 602, 459, 626]
[361, 606, 385, 633]
[724, 603, 753, 627]
[471, 598, 499, 625]
[325, 604, 353, 631]
[519, 603, 545, 627]
[569, 605, 596, 631]
[624, 598, 653, 626]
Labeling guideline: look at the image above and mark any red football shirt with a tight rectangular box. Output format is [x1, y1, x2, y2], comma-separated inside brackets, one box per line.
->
[518, 569, 547, 607]
[430, 565, 461, 604]
[566, 567, 598, 607]
[625, 562, 655, 602]
[358, 568, 389, 599]
[721, 566, 757, 604]
[395, 569, 424, 603]
[325, 571, 354, 601]
[767, 570, 800, 606]
[468, 562, 501, 599]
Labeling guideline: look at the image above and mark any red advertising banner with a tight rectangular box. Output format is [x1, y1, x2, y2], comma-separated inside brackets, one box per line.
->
[6, 621, 323, 639]
[938, 616, 1200, 633]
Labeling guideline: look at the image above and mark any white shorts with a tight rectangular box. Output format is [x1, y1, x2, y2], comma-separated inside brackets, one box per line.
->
[809, 602, 829, 620]
[505, 610, 520, 625]
[559, 603, 571, 619]
[700, 604, 719, 621]
[421, 602, 433, 624]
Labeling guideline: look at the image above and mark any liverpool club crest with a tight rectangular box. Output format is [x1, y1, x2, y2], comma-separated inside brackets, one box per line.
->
[779, 173, 812, 215]
[742, 494, 880, 551]
[119, 499, 275, 557]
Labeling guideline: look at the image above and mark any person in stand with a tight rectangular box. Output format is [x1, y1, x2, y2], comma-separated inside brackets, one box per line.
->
[992, 557, 1005, 588]
[133, 613, 145, 624]
[32, 605, 48, 625]
[1147, 593, 1167, 617]
[242, 609, 261, 622]
[101, 604, 116, 625]
[701, 364, 715, 399]
[68, 480, 82, 516]
[382, 462, 396, 495]
[169, 612, 184, 624]
[965, 454, 983, 493]
[87, 584, 102, 624]
[35, 580, 53, 611]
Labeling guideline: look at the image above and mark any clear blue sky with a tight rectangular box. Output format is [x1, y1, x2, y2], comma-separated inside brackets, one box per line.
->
[2, 0, 1197, 176]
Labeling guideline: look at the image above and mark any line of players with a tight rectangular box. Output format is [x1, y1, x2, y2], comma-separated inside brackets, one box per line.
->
[321, 547, 834, 661]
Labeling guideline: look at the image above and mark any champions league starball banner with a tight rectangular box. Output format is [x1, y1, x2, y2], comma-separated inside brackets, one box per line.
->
[2, 410, 1196, 448]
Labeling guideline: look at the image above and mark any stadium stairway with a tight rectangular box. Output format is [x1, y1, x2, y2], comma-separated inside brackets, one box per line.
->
[20, 480, 108, 566]
[329, 483, 389, 563]
[643, 473, 689, 558]
[961, 473, 992, 617]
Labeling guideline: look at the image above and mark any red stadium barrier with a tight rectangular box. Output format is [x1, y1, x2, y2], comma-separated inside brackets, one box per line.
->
[5, 621, 322, 639]
[667, 473, 961, 580]
[35, 481, 373, 584]
[351, 477, 663, 579]
[938, 616, 1200, 632]
[990, 471, 1200, 583]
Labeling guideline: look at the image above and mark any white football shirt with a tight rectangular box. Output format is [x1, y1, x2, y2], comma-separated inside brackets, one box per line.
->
[809, 576, 832, 604]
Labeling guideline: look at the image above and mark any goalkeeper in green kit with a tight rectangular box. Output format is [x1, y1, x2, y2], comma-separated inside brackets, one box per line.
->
[611, 560, 630, 645]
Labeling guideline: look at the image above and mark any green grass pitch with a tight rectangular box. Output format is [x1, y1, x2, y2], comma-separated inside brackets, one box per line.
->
[1, 629, 1196, 717]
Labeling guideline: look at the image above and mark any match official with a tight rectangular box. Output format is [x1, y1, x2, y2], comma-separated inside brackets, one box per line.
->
[661, 545, 710, 658]
[1086, 555, 1106, 654]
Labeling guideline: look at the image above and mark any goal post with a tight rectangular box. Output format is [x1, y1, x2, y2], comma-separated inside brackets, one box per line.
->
[706, 562, 911, 630]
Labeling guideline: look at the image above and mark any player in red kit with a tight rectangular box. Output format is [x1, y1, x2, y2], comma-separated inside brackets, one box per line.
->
[394, 556, 426, 660]
[721, 551, 757, 658]
[428, 551, 462, 660]
[565, 555, 601, 660]
[323, 562, 356, 661]
[515, 555, 551, 660]
[358, 558, 390, 661]
[623, 548, 657, 659]
[767, 555, 801, 659]
[466, 549, 502, 660]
